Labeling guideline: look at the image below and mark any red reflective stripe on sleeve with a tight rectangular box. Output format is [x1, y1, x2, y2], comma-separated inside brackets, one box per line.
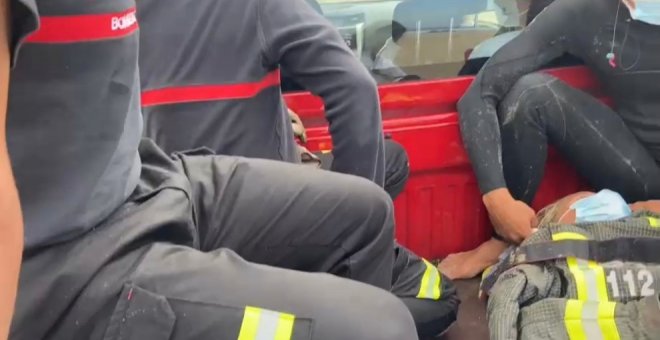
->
[26, 8, 138, 43]
[141, 70, 282, 107]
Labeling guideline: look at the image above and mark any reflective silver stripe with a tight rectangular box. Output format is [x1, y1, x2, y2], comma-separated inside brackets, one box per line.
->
[426, 267, 439, 299]
[417, 259, 441, 300]
[581, 301, 604, 340]
[237, 307, 295, 340]
[576, 258, 599, 301]
[255, 309, 280, 340]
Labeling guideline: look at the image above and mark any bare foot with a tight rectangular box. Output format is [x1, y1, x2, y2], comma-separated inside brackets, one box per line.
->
[438, 238, 509, 280]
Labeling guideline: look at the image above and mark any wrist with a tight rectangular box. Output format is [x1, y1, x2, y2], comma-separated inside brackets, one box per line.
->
[483, 188, 514, 209]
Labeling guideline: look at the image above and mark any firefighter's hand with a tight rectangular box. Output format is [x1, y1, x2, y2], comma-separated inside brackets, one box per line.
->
[630, 200, 660, 214]
[484, 188, 537, 244]
[289, 108, 307, 144]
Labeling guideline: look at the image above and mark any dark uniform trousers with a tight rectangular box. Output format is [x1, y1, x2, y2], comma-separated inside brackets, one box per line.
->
[318, 138, 460, 338]
[12, 139, 457, 340]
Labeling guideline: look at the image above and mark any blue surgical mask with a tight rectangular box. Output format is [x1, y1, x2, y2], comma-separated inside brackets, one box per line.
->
[630, 1, 660, 25]
[570, 189, 632, 223]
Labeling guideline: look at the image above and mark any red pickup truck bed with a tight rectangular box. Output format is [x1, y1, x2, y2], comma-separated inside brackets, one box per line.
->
[285, 67, 600, 339]
[285, 66, 598, 260]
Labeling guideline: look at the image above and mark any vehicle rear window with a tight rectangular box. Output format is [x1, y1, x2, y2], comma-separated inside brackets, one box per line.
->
[294, 0, 554, 87]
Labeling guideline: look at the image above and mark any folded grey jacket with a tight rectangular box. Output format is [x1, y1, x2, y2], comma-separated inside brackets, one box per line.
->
[487, 212, 660, 340]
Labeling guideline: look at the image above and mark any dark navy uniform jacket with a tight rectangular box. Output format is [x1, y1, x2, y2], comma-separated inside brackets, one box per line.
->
[137, 0, 385, 186]
[10, 0, 142, 248]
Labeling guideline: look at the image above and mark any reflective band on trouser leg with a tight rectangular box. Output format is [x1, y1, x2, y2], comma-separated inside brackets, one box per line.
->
[238, 306, 296, 340]
[553, 232, 608, 301]
[564, 300, 620, 340]
[416, 259, 442, 300]
[649, 217, 659, 228]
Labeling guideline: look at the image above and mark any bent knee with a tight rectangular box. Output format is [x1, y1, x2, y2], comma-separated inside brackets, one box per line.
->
[499, 73, 560, 125]
[371, 294, 419, 340]
[342, 288, 419, 340]
[343, 176, 394, 226]
[514, 72, 556, 89]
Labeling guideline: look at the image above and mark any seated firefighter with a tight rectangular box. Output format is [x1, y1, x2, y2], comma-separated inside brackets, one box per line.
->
[136, 0, 459, 337]
[5, 0, 452, 339]
[483, 189, 660, 339]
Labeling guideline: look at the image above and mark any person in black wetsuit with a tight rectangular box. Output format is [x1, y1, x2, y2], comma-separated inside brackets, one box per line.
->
[439, 0, 660, 279]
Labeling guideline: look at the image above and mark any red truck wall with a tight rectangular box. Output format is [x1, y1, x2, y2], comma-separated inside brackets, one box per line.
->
[285, 67, 600, 260]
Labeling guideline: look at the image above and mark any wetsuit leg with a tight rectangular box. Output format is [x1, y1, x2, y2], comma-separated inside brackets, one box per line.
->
[498, 72, 660, 203]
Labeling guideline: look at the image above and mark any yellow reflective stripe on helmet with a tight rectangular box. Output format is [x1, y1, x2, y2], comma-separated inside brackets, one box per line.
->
[648, 217, 659, 228]
[237, 306, 296, 340]
[564, 300, 620, 340]
[553, 232, 588, 241]
[417, 259, 442, 300]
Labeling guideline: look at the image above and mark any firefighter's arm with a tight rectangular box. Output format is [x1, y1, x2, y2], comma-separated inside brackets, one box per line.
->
[630, 200, 660, 214]
[0, 0, 24, 337]
[257, 0, 385, 186]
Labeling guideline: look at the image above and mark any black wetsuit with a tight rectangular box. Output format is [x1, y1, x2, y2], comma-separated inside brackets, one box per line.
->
[459, 0, 660, 204]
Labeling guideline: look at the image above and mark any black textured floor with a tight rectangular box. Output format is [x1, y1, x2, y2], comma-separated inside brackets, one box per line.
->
[441, 279, 489, 340]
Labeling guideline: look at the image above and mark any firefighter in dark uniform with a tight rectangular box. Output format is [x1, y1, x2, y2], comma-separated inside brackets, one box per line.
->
[137, 0, 459, 337]
[2, 0, 444, 339]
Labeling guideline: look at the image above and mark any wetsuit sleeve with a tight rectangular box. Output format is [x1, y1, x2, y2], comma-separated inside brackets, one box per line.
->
[10, 0, 39, 66]
[457, 0, 579, 194]
[257, 0, 385, 187]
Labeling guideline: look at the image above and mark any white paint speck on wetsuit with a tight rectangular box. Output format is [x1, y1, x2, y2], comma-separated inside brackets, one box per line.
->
[8, 0, 142, 248]
[459, 0, 660, 194]
[137, 0, 385, 187]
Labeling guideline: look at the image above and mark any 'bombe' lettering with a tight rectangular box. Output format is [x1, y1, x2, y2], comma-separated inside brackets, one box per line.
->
[111, 11, 137, 31]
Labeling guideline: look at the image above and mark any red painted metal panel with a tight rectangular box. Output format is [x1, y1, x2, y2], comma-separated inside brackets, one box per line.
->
[285, 67, 599, 259]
